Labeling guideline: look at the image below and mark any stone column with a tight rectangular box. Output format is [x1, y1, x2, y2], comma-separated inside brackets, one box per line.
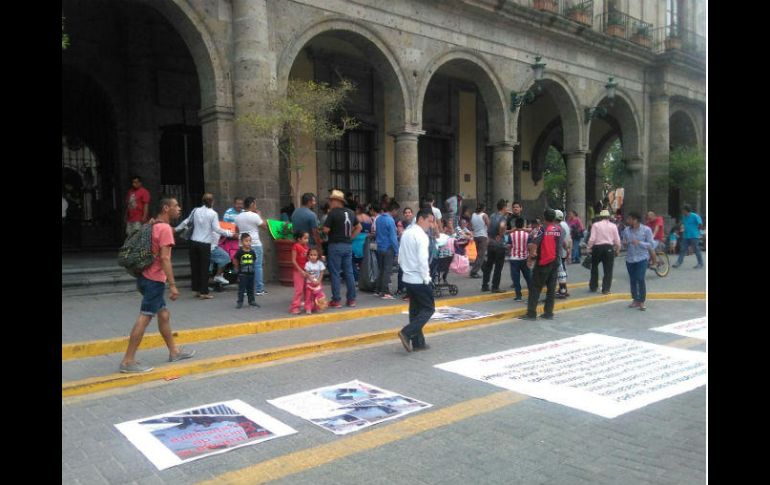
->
[565, 151, 587, 222]
[232, 0, 279, 280]
[392, 130, 424, 212]
[199, 106, 236, 206]
[624, 156, 646, 216]
[648, 96, 670, 216]
[491, 142, 514, 204]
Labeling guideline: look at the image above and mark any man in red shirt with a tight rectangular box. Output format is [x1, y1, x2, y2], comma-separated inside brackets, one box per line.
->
[125, 175, 151, 239]
[645, 211, 665, 247]
[119, 197, 195, 373]
[520, 209, 562, 320]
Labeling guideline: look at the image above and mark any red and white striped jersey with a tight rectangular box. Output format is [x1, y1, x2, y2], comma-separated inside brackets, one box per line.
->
[509, 229, 529, 260]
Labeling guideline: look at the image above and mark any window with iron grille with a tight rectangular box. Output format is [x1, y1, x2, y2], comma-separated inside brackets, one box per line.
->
[418, 135, 452, 207]
[328, 130, 375, 205]
[62, 136, 100, 223]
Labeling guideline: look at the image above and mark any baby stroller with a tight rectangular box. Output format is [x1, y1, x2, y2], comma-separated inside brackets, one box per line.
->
[210, 221, 239, 292]
[430, 234, 459, 297]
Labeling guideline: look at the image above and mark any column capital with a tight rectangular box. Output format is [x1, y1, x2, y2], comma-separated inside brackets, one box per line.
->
[625, 156, 644, 172]
[199, 105, 235, 124]
[564, 150, 589, 158]
[489, 140, 515, 152]
[389, 127, 426, 140]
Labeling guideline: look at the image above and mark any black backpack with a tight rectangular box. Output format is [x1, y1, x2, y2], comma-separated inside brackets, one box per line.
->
[118, 223, 155, 277]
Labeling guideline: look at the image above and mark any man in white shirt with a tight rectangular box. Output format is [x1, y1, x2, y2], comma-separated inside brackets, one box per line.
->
[234, 196, 269, 295]
[397, 208, 436, 352]
[175, 193, 233, 299]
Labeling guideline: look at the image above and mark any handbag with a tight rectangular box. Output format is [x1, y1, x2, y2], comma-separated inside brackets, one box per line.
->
[179, 208, 197, 241]
[449, 253, 470, 275]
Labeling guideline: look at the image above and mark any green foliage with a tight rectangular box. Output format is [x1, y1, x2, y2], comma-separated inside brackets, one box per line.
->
[601, 138, 626, 187]
[240, 79, 359, 206]
[62, 16, 70, 50]
[668, 145, 705, 202]
[543, 146, 567, 209]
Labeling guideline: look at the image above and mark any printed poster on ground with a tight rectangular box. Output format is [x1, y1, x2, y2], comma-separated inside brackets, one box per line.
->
[651, 317, 707, 340]
[115, 400, 296, 470]
[435, 333, 706, 418]
[268, 380, 431, 435]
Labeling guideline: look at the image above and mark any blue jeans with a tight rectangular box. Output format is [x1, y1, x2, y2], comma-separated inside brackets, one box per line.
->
[238, 273, 255, 304]
[328, 243, 357, 302]
[571, 237, 582, 262]
[508, 259, 532, 298]
[137, 276, 166, 316]
[676, 238, 703, 266]
[252, 245, 264, 292]
[626, 260, 648, 302]
[209, 246, 231, 270]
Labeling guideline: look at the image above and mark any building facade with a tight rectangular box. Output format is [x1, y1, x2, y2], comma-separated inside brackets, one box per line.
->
[61, 0, 706, 278]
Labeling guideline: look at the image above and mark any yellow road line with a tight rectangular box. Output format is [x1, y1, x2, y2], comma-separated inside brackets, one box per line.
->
[196, 336, 705, 485]
[61, 293, 705, 397]
[61, 282, 590, 360]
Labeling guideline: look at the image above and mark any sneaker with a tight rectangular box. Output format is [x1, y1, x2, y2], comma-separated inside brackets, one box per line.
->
[672, 263, 681, 268]
[255, 290, 268, 296]
[169, 348, 196, 362]
[119, 362, 154, 373]
[213, 275, 229, 285]
[236, 301, 243, 309]
[555, 293, 568, 299]
[346, 299, 357, 307]
[329, 300, 342, 308]
[539, 313, 554, 320]
[381, 294, 395, 300]
[639, 303, 647, 311]
[693, 264, 703, 269]
[514, 296, 523, 301]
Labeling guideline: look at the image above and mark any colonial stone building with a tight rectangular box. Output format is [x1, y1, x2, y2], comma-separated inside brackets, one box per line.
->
[62, 0, 706, 278]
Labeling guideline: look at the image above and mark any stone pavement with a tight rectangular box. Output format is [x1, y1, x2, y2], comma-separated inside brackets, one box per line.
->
[62, 299, 706, 485]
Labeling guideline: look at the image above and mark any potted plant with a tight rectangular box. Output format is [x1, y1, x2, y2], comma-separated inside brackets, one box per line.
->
[631, 24, 651, 47]
[566, 3, 591, 25]
[606, 11, 626, 38]
[534, 0, 558, 14]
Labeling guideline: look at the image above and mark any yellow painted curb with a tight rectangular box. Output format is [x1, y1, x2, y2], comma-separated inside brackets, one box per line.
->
[62, 281, 591, 360]
[62, 292, 705, 398]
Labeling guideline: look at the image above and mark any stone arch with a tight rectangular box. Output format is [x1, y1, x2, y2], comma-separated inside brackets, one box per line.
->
[277, 17, 412, 131]
[138, 0, 232, 111]
[416, 49, 508, 143]
[586, 86, 642, 161]
[669, 101, 703, 148]
[513, 71, 583, 153]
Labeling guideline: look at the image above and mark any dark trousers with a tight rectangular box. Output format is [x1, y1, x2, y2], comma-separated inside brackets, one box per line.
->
[509, 259, 532, 298]
[526, 259, 559, 317]
[189, 240, 212, 294]
[237, 273, 255, 304]
[626, 260, 647, 302]
[590, 244, 615, 293]
[482, 244, 506, 289]
[470, 237, 488, 276]
[397, 266, 405, 293]
[401, 282, 435, 349]
[376, 247, 395, 295]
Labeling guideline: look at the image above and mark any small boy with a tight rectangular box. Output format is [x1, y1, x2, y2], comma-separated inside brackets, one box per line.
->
[233, 233, 259, 308]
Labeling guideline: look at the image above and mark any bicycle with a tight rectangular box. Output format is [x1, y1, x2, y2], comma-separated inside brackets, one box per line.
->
[648, 244, 670, 277]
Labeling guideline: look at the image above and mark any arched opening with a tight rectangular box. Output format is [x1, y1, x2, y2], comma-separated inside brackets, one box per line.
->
[668, 110, 704, 218]
[62, 0, 211, 248]
[418, 56, 506, 211]
[282, 27, 409, 210]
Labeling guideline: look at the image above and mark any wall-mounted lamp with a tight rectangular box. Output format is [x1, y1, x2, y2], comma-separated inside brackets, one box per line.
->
[510, 56, 547, 111]
[584, 76, 619, 123]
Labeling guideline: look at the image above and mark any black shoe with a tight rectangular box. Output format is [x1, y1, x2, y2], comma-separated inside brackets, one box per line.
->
[470, 273, 481, 279]
[518, 314, 537, 321]
[514, 296, 523, 301]
[510, 284, 516, 288]
[539, 313, 554, 320]
[236, 301, 243, 309]
[555, 293, 568, 299]
[397, 331, 412, 353]
[413, 344, 431, 352]
[491, 288, 504, 293]
[481, 286, 490, 292]
[601, 290, 611, 295]
[589, 288, 598, 293]
[249, 301, 259, 307]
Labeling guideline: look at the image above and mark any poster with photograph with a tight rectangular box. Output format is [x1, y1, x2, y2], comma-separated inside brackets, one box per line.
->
[400, 306, 492, 322]
[115, 400, 296, 470]
[268, 380, 431, 435]
[435, 333, 706, 418]
[651, 317, 707, 340]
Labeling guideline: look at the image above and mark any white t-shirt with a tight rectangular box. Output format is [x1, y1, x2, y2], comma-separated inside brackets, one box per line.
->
[431, 206, 442, 222]
[234, 211, 264, 247]
[304, 260, 326, 282]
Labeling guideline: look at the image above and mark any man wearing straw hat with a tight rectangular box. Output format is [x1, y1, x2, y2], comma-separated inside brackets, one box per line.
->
[587, 209, 621, 294]
[322, 189, 362, 307]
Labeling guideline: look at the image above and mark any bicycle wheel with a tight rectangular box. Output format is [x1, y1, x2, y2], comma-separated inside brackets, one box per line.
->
[654, 250, 670, 277]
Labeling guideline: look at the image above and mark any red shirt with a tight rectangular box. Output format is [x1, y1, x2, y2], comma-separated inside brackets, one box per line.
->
[646, 216, 664, 241]
[126, 187, 150, 223]
[534, 223, 561, 266]
[142, 223, 175, 282]
[293, 243, 309, 270]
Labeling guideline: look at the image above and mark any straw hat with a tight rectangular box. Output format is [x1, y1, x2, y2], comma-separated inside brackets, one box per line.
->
[599, 209, 611, 217]
[328, 189, 346, 203]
